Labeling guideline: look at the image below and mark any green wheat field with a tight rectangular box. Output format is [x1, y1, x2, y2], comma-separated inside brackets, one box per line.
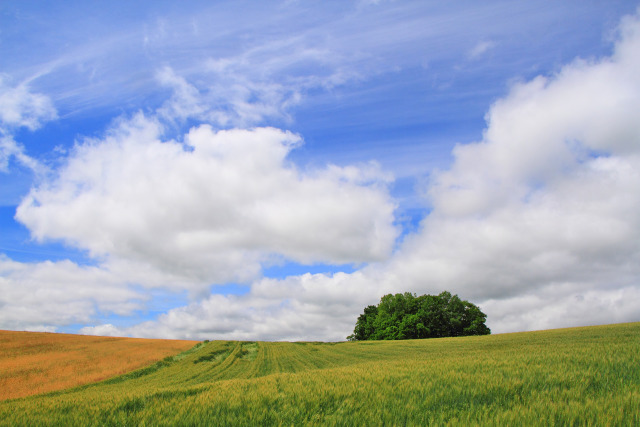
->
[1, 322, 638, 426]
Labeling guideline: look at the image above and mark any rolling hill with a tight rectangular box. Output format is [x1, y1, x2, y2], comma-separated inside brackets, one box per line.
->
[0, 330, 198, 400]
[0, 323, 638, 425]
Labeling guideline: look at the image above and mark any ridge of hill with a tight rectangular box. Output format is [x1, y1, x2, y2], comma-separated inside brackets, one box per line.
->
[0, 323, 638, 425]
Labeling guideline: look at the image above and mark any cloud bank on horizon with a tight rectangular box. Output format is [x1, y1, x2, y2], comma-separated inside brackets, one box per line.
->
[1, 1, 639, 340]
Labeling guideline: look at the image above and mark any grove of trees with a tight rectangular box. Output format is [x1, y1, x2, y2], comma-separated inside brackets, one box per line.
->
[347, 291, 490, 341]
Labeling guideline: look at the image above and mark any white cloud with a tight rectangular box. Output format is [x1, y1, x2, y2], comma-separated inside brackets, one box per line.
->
[481, 286, 640, 333]
[148, 38, 364, 128]
[379, 9, 640, 331]
[7, 6, 640, 340]
[79, 323, 123, 337]
[0, 255, 143, 332]
[15, 114, 397, 291]
[82, 271, 380, 341]
[0, 76, 57, 131]
[88, 10, 640, 341]
[156, 67, 208, 123]
[0, 77, 56, 174]
[0, 136, 27, 172]
[194, 40, 358, 127]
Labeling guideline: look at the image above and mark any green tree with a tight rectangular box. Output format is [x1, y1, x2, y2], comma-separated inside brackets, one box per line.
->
[346, 305, 378, 341]
[348, 291, 490, 341]
[373, 292, 416, 340]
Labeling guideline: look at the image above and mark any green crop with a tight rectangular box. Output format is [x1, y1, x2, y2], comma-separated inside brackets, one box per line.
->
[1, 323, 638, 425]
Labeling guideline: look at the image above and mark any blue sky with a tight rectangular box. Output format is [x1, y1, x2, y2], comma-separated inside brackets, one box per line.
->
[1, 1, 639, 340]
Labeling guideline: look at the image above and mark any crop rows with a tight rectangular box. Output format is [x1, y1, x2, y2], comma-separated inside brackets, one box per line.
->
[0, 323, 638, 425]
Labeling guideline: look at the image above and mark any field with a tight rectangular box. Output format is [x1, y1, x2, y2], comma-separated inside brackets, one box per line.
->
[0, 323, 638, 425]
[0, 330, 198, 400]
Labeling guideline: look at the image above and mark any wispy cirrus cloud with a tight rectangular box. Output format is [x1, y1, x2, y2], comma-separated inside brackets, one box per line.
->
[4, 2, 600, 129]
[0, 76, 56, 175]
[468, 40, 496, 60]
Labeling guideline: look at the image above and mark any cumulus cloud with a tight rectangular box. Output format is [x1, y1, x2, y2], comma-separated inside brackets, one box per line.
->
[82, 271, 380, 341]
[481, 286, 640, 333]
[87, 10, 640, 340]
[79, 323, 123, 337]
[15, 114, 397, 291]
[0, 255, 143, 332]
[377, 10, 640, 332]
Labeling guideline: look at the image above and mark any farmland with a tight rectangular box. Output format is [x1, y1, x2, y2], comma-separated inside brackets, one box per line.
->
[0, 330, 198, 400]
[0, 322, 638, 425]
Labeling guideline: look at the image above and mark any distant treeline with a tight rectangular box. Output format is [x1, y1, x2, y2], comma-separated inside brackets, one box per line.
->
[348, 291, 490, 341]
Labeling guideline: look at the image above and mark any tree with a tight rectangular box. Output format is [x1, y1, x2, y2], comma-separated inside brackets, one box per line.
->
[347, 291, 490, 341]
[347, 304, 378, 341]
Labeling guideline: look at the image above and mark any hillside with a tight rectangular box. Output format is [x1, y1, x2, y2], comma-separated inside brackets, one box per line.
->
[0, 323, 638, 425]
[0, 330, 198, 400]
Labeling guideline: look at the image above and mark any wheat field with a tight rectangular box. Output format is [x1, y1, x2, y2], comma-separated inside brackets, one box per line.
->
[0, 323, 638, 425]
[0, 330, 198, 400]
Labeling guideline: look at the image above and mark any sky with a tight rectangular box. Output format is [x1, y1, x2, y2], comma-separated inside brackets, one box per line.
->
[1, 0, 639, 341]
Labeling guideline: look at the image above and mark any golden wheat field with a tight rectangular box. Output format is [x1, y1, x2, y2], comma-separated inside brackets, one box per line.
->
[0, 330, 198, 400]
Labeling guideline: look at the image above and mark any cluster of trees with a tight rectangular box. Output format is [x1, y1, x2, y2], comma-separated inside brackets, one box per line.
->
[347, 291, 490, 341]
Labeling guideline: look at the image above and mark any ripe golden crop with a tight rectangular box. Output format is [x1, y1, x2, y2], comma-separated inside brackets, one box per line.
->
[0, 330, 198, 400]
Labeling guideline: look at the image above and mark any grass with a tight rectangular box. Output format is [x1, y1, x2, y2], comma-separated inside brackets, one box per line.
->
[0, 322, 638, 425]
[0, 330, 198, 400]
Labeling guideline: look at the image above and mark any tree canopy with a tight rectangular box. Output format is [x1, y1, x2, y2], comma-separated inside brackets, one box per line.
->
[347, 291, 490, 341]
